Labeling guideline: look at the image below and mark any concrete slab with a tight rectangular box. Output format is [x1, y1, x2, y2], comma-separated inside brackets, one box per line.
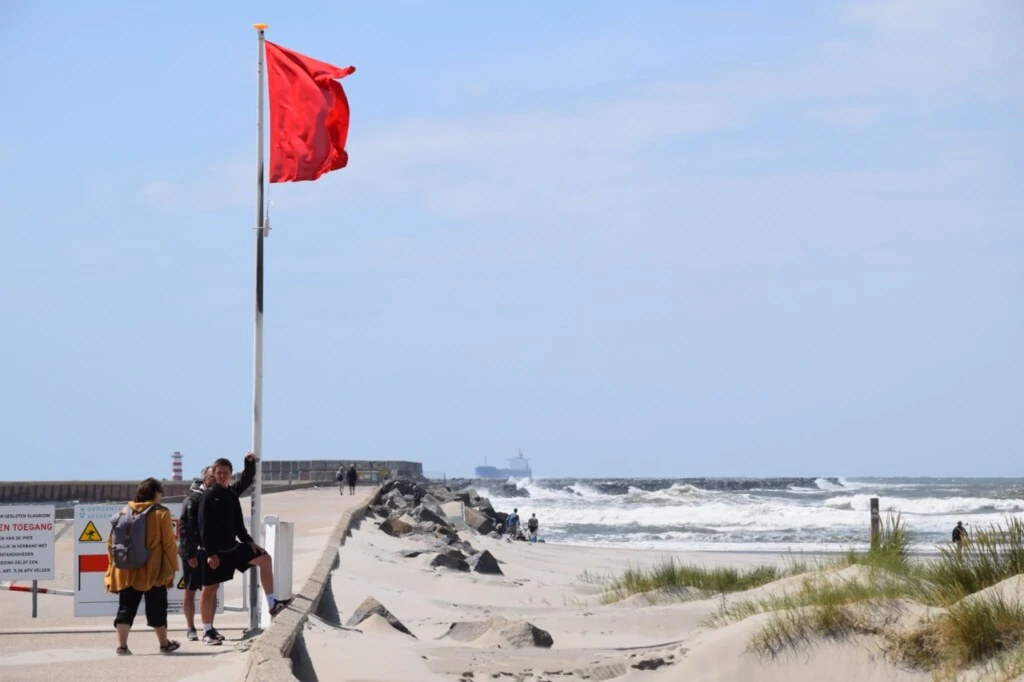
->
[0, 486, 365, 681]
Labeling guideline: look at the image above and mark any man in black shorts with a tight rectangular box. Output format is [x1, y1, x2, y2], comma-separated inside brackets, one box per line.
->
[198, 456, 289, 645]
[179, 453, 256, 642]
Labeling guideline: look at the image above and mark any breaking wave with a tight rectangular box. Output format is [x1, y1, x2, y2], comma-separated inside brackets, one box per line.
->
[466, 476, 1024, 553]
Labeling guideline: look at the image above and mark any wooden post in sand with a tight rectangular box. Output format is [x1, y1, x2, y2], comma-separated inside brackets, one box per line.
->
[870, 497, 881, 550]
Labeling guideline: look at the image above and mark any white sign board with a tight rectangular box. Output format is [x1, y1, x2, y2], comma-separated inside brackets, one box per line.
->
[0, 505, 56, 580]
[73, 503, 223, 617]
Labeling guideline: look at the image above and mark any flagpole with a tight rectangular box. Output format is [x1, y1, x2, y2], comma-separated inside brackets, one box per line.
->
[249, 21, 268, 634]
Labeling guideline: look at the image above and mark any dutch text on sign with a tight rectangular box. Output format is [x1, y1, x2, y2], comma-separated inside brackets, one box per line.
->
[73, 503, 224, 617]
[0, 505, 56, 581]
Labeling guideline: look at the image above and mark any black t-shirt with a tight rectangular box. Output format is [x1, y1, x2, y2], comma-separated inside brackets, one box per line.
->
[198, 485, 254, 554]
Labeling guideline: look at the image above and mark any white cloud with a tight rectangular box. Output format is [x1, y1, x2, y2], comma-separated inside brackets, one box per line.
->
[140, 0, 1022, 269]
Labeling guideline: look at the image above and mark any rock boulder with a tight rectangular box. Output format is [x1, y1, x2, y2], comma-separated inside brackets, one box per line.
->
[439, 618, 553, 648]
[467, 550, 502, 575]
[463, 506, 495, 535]
[378, 514, 417, 537]
[345, 597, 416, 638]
[430, 553, 470, 572]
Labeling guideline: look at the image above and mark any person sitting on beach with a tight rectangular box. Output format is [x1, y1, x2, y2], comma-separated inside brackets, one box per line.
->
[179, 453, 255, 642]
[104, 477, 180, 656]
[527, 513, 539, 541]
[952, 521, 967, 551]
[506, 508, 521, 541]
[198, 457, 290, 645]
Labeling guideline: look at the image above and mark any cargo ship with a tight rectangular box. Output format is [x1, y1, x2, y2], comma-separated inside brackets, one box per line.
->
[474, 451, 532, 479]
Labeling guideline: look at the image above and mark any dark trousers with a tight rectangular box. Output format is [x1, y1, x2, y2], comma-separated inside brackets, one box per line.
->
[113, 586, 168, 629]
[348, 483, 356, 494]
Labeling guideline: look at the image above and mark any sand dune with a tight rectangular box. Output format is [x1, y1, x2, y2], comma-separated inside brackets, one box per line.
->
[297, 518, 952, 681]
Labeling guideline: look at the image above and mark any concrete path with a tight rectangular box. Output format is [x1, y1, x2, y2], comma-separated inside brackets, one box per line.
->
[0, 486, 366, 681]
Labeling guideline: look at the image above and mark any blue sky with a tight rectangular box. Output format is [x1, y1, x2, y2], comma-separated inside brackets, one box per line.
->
[0, 1, 1021, 481]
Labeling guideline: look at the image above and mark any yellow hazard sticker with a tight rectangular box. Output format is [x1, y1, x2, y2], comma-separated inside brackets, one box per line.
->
[79, 520, 103, 542]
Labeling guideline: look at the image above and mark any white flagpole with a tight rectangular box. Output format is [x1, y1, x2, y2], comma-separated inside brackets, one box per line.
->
[249, 21, 268, 634]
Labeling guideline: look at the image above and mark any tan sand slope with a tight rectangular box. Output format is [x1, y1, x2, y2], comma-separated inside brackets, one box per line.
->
[297, 518, 939, 681]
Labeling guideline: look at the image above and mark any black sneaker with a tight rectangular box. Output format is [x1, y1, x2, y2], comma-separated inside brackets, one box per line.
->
[186, 628, 198, 642]
[203, 629, 223, 646]
[268, 598, 293, 618]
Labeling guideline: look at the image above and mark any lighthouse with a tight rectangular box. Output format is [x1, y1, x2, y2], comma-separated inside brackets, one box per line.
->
[171, 451, 183, 481]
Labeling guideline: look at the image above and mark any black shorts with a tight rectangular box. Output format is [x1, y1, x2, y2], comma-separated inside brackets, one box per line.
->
[201, 543, 262, 587]
[182, 558, 203, 592]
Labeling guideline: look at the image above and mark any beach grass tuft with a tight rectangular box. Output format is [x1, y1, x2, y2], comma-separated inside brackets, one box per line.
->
[601, 557, 791, 604]
[699, 512, 1024, 680]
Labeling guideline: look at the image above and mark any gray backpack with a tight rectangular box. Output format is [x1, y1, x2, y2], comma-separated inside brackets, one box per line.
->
[110, 504, 161, 569]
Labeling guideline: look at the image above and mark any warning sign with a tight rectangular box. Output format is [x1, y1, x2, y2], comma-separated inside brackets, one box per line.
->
[78, 521, 103, 542]
[73, 503, 223, 617]
[0, 504, 56, 580]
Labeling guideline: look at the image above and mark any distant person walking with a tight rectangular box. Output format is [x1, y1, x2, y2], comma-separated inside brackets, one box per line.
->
[104, 477, 180, 656]
[952, 521, 968, 554]
[506, 508, 521, 541]
[527, 513, 540, 541]
[336, 466, 346, 495]
[346, 465, 358, 495]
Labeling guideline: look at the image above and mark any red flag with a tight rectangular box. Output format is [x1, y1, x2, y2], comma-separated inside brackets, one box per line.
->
[265, 41, 355, 183]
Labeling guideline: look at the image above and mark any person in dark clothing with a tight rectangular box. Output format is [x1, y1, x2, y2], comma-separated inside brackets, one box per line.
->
[527, 513, 540, 541]
[346, 465, 358, 495]
[178, 453, 255, 642]
[952, 521, 967, 554]
[197, 456, 288, 645]
[506, 508, 521, 541]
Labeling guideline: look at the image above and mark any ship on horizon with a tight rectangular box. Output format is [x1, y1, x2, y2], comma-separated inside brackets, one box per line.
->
[475, 450, 532, 479]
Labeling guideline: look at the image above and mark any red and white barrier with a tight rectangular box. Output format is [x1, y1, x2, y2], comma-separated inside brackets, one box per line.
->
[0, 581, 73, 596]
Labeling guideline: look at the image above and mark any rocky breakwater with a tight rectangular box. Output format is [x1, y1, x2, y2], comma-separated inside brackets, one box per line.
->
[352, 482, 556, 654]
[441, 476, 843, 496]
[445, 479, 530, 498]
[368, 478, 509, 576]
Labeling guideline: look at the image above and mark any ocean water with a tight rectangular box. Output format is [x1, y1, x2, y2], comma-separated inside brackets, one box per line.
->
[477, 477, 1024, 554]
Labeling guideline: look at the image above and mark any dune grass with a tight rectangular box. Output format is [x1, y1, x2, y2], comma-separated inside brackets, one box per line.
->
[600, 557, 795, 604]
[595, 511, 1024, 678]
[705, 512, 1024, 680]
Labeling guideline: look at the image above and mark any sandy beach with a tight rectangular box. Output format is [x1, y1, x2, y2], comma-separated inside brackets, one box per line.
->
[5, 482, 1022, 682]
[299, 518, 941, 682]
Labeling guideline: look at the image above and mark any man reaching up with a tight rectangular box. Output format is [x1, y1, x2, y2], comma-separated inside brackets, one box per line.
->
[179, 453, 256, 642]
[198, 456, 290, 645]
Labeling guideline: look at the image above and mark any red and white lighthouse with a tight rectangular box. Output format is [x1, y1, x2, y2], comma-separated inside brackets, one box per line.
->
[171, 451, 183, 481]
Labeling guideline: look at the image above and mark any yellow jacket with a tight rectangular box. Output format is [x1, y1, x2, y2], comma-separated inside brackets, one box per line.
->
[104, 501, 179, 593]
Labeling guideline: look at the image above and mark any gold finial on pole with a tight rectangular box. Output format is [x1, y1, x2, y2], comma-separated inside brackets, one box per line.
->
[253, 23, 268, 31]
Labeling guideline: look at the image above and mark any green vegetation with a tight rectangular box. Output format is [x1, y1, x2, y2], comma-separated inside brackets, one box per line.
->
[594, 512, 1024, 680]
[710, 513, 1024, 680]
[600, 557, 792, 605]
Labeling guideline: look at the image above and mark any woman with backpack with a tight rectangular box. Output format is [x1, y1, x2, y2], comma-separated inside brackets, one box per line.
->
[104, 477, 181, 655]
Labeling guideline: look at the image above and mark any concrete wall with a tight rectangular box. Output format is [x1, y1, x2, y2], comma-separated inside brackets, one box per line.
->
[260, 459, 423, 483]
[0, 460, 423, 505]
[0, 481, 195, 505]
